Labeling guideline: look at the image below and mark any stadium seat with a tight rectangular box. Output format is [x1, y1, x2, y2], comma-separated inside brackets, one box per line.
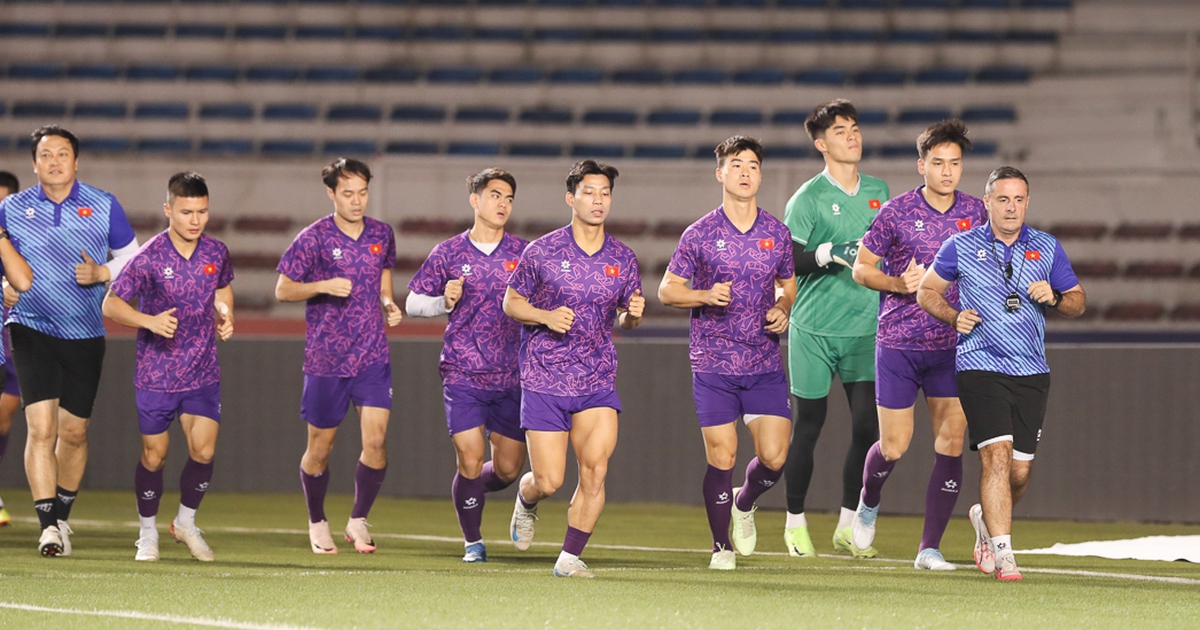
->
[710, 109, 765, 125]
[896, 108, 953, 124]
[770, 110, 809, 126]
[326, 104, 383, 122]
[764, 145, 816, 159]
[857, 109, 890, 125]
[73, 102, 128, 118]
[583, 109, 638, 125]
[1103, 302, 1165, 321]
[1178, 224, 1200, 240]
[1070, 260, 1120, 278]
[127, 65, 181, 81]
[398, 218, 466, 235]
[961, 106, 1018, 123]
[305, 66, 359, 82]
[879, 144, 917, 159]
[233, 25, 287, 40]
[199, 103, 254, 120]
[488, 67, 542, 83]
[976, 66, 1033, 83]
[354, 26, 406, 40]
[426, 67, 483, 83]
[549, 68, 604, 84]
[114, 23, 168, 38]
[572, 144, 624, 158]
[1190, 263, 1200, 279]
[768, 29, 822, 43]
[1049, 222, 1108, 240]
[323, 140, 378, 155]
[296, 25, 347, 39]
[672, 69, 726, 84]
[137, 137, 193, 152]
[777, 0, 829, 6]
[414, 25, 467, 40]
[508, 143, 563, 157]
[521, 219, 569, 236]
[972, 140, 999, 156]
[363, 67, 419, 83]
[828, 29, 879, 43]
[199, 138, 255, 154]
[126, 215, 165, 231]
[56, 23, 108, 37]
[593, 28, 642, 42]
[384, 141, 440, 154]
[67, 64, 121, 80]
[1004, 30, 1058, 44]
[631, 145, 687, 159]
[229, 253, 285, 270]
[262, 103, 318, 121]
[732, 69, 786, 85]
[612, 69, 667, 85]
[134, 102, 190, 119]
[793, 69, 847, 85]
[454, 107, 510, 123]
[653, 220, 694, 239]
[1169, 304, 1200, 321]
[0, 23, 52, 37]
[246, 66, 300, 82]
[854, 69, 908, 86]
[233, 216, 294, 232]
[261, 139, 316, 155]
[12, 101, 68, 118]
[959, 0, 1009, 8]
[886, 29, 939, 43]
[176, 24, 227, 38]
[79, 137, 132, 153]
[1021, 0, 1072, 7]
[391, 105, 447, 123]
[652, 29, 703, 43]
[533, 28, 585, 41]
[1112, 222, 1173, 239]
[446, 142, 503, 155]
[647, 109, 702, 126]
[519, 108, 574, 125]
[1124, 261, 1184, 279]
[185, 66, 240, 82]
[7, 63, 64, 80]
[915, 67, 971, 84]
[475, 28, 526, 42]
[392, 256, 427, 272]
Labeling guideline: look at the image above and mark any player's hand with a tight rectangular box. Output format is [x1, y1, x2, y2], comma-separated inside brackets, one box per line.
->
[444, 278, 464, 310]
[541, 306, 575, 334]
[2, 281, 18, 308]
[148, 307, 179, 339]
[1027, 280, 1055, 305]
[955, 309, 982, 334]
[75, 249, 109, 285]
[830, 240, 861, 268]
[215, 302, 234, 341]
[764, 305, 789, 334]
[626, 289, 645, 319]
[322, 278, 353, 298]
[384, 300, 403, 327]
[705, 281, 732, 307]
[896, 258, 925, 294]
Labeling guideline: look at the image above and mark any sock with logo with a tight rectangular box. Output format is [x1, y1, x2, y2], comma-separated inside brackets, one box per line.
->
[54, 486, 78, 522]
[136, 462, 164, 519]
[480, 461, 513, 493]
[34, 498, 57, 531]
[703, 464, 734, 552]
[992, 534, 1014, 560]
[179, 458, 213, 511]
[860, 442, 895, 509]
[735, 457, 783, 513]
[452, 472, 486, 543]
[300, 466, 330, 523]
[919, 453, 963, 551]
[350, 461, 386, 520]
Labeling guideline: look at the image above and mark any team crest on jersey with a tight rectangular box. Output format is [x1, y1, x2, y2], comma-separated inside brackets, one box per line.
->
[869, 199, 881, 210]
[604, 264, 620, 277]
[503, 260, 518, 272]
[716, 238, 727, 252]
[914, 220, 926, 232]
[25, 208, 35, 219]
[78, 207, 93, 217]
[163, 267, 175, 279]
[204, 264, 217, 275]
[332, 248, 343, 261]
[370, 243, 382, 255]
[560, 260, 571, 273]
[831, 203, 841, 216]
[461, 263, 473, 276]
[957, 218, 972, 230]
[758, 238, 775, 250]
[976, 249, 988, 261]
[1025, 250, 1041, 261]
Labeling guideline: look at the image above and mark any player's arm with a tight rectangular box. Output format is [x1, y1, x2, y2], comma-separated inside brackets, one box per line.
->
[1050, 285, 1085, 318]
[102, 291, 178, 338]
[917, 269, 980, 334]
[77, 199, 139, 285]
[852, 245, 922, 295]
[1027, 242, 1086, 318]
[618, 289, 644, 330]
[657, 271, 729, 309]
[503, 287, 574, 333]
[764, 276, 796, 333]
[379, 268, 402, 326]
[405, 291, 449, 318]
[0, 232, 32, 293]
[274, 273, 351, 302]
[214, 284, 234, 341]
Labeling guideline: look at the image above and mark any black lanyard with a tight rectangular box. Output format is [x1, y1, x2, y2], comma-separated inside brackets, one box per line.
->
[989, 238, 1026, 312]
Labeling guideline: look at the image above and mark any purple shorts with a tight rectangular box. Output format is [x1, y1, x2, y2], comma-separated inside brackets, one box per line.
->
[875, 346, 958, 410]
[444, 385, 525, 443]
[520, 389, 621, 433]
[693, 371, 792, 427]
[302, 362, 393, 429]
[136, 382, 222, 435]
[3, 326, 18, 397]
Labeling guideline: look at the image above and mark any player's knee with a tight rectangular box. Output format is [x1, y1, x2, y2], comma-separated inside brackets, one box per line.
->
[141, 450, 167, 471]
[58, 423, 88, 449]
[190, 445, 215, 464]
[879, 436, 909, 462]
[757, 445, 788, 471]
[532, 470, 563, 496]
[577, 461, 608, 486]
[456, 457, 484, 478]
[492, 459, 523, 484]
[706, 450, 737, 470]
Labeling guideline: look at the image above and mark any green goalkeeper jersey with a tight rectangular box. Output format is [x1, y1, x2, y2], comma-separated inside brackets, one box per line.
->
[783, 170, 890, 337]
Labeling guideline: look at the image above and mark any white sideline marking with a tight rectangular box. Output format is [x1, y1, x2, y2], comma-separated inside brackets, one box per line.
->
[12, 517, 1200, 585]
[0, 602, 322, 629]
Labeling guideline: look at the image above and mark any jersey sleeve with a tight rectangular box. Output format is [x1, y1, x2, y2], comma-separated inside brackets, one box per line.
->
[107, 197, 137, 250]
[931, 235, 959, 281]
[383, 225, 397, 269]
[408, 243, 448, 295]
[1048, 240, 1079, 291]
[276, 231, 315, 282]
[0, 198, 7, 231]
[218, 243, 235, 288]
[507, 243, 540, 298]
[109, 251, 147, 302]
[619, 253, 642, 309]
[775, 226, 795, 280]
[859, 207, 893, 258]
[783, 193, 817, 247]
[665, 227, 698, 280]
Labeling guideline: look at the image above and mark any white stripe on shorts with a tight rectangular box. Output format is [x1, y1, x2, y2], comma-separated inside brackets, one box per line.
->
[976, 435, 1013, 449]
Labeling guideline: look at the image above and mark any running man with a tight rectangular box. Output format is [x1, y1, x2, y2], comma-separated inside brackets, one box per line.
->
[848, 120, 986, 570]
[407, 168, 529, 563]
[781, 100, 890, 558]
[918, 166, 1085, 580]
[1, 126, 139, 556]
[658, 136, 795, 570]
[276, 158, 403, 554]
[503, 160, 644, 578]
[0, 170, 22, 528]
[103, 172, 234, 562]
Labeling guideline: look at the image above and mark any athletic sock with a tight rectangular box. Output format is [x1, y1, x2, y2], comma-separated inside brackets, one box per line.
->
[452, 472, 486, 543]
[919, 453, 962, 551]
[54, 486, 78, 522]
[135, 462, 164, 519]
[735, 457, 783, 513]
[179, 458, 214, 511]
[350, 461, 386, 519]
[785, 512, 807, 529]
[176, 505, 197, 529]
[517, 487, 537, 511]
[300, 466, 330, 523]
[992, 534, 1013, 559]
[837, 507, 855, 530]
[702, 464, 734, 552]
[561, 526, 591, 557]
[480, 461, 513, 493]
[860, 442, 896, 508]
[34, 498, 56, 530]
[139, 515, 158, 539]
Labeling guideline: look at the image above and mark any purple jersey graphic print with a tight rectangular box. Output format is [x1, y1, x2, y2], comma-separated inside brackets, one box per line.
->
[277, 215, 396, 377]
[110, 232, 234, 392]
[507, 226, 641, 397]
[860, 187, 987, 351]
[409, 231, 529, 391]
[667, 207, 794, 375]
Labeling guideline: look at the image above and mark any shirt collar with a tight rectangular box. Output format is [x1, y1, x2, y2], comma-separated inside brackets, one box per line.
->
[985, 222, 1030, 245]
[35, 180, 81, 204]
[821, 168, 860, 196]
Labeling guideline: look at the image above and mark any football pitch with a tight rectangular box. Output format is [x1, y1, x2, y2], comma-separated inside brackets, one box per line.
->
[0, 489, 1197, 629]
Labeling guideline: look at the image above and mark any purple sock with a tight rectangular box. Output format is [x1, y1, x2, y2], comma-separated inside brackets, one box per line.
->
[703, 465, 734, 551]
[860, 442, 896, 508]
[300, 466, 330, 523]
[452, 472, 486, 542]
[480, 461, 514, 493]
[350, 461, 387, 519]
[734, 457, 783, 513]
[179, 458, 214, 510]
[920, 453, 963, 551]
[562, 525, 591, 557]
[135, 462, 164, 518]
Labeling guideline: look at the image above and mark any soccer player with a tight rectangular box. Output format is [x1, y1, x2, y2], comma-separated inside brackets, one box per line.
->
[503, 160, 644, 578]
[1, 126, 139, 556]
[103, 172, 234, 562]
[276, 158, 403, 555]
[918, 166, 1085, 581]
[406, 168, 529, 563]
[847, 120, 987, 570]
[781, 100, 890, 558]
[658, 137, 795, 570]
[0, 170, 22, 528]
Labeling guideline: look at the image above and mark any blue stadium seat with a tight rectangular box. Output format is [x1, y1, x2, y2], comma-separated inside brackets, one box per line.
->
[385, 141, 440, 155]
[1021, 0, 1071, 8]
[710, 109, 764, 125]
[886, 29, 939, 43]
[262, 103, 318, 120]
[611, 69, 666, 84]
[296, 25, 347, 39]
[199, 138, 254, 154]
[175, 24, 227, 38]
[972, 140, 998, 156]
[363, 67, 419, 83]
[12, 101, 68, 118]
[185, 66, 239, 82]
[768, 29, 822, 43]
[647, 109, 702, 125]
[840, 0, 886, 8]
[533, 28, 585, 41]
[199, 103, 255, 120]
[777, 0, 831, 5]
[391, 105, 447, 123]
[657, 0, 705, 7]
[732, 69, 785, 85]
[854, 69, 908, 86]
[828, 29, 879, 43]
[134, 102, 190, 119]
[1004, 30, 1057, 44]
[233, 25, 287, 40]
[897, 0, 951, 7]
[583, 109, 638, 125]
[673, 69, 726, 84]
[651, 29, 703, 43]
[710, 29, 760, 43]
[245, 66, 300, 82]
[793, 69, 846, 85]
[596, 0, 647, 6]
[305, 66, 359, 82]
[80, 137, 132, 153]
[858, 109, 890, 125]
[0, 103, 7, 117]
[7, 63, 64, 80]
[519, 108, 574, 125]
[946, 29, 996, 43]
[879, 144, 916, 159]
[454, 107, 509, 123]
[56, 23, 108, 37]
[323, 140, 378, 155]
[488, 67, 542, 83]
[426, 67, 482, 83]
[915, 67, 970, 84]
[715, 0, 769, 7]
[127, 65, 181, 81]
[475, 28, 525, 41]
[73, 102, 128, 118]
[975, 66, 1032, 83]
[447, 142, 502, 156]
[262, 139, 316, 155]
[961, 105, 1017, 123]
[66, 64, 120, 80]
[508, 143, 563, 157]
[571, 144, 624, 158]
[896, 108, 951, 124]
[632, 144, 687, 159]
[137, 137, 193, 153]
[354, 26, 406, 40]
[764, 144, 816, 159]
[770, 110, 809, 125]
[593, 28, 641, 42]
[959, 0, 1008, 7]
[327, 104, 383, 122]
[549, 68, 604, 84]
[114, 23, 168, 38]
[0, 23, 52, 37]
[414, 25, 467, 40]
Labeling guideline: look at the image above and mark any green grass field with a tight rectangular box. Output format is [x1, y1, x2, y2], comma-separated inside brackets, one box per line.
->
[0, 489, 1197, 629]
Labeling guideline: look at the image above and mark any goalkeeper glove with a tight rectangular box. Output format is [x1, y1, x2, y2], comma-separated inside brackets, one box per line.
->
[815, 240, 861, 269]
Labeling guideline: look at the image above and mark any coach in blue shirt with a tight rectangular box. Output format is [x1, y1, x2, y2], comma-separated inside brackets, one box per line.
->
[0, 125, 138, 557]
[917, 166, 1085, 582]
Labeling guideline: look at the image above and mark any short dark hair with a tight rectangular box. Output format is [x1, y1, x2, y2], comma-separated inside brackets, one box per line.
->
[917, 119, 972, 160]
[467, 168, 517, 196]
[321, 158, 372, 191]
[167, 172, 208, 203]
[565, 159, 619, 194]
[714, 135, 764, 167]
[804, 99, 859, 141]
[30, 125, 80, 160]
[0, 171, 18, 196]
[984, 166, 1030, 197]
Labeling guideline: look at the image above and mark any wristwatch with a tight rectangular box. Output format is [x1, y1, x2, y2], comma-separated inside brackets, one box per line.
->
[0, 228, 10, 240]
[1049, 289, 1063, 308]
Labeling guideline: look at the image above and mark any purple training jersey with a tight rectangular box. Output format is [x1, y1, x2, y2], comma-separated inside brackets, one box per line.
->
[667, 207, 794, 375]
[409, 231, 529, 391]
[860, 188, 986, 351]
[277, 215, 396, 377]
[507, 225, 641, 397]
[110, 232, 234, 392]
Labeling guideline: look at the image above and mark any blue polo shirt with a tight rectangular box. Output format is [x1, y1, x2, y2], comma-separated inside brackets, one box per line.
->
[931, 223, 1078, 377]
[0, 180, 136, 339]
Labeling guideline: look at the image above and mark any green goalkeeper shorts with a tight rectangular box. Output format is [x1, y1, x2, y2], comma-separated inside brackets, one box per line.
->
[787, 329, 876, 399]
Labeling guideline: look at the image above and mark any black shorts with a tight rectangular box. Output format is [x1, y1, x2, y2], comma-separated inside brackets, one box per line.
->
[957, 370, 1050, 461]
[9, 324, 106, 418]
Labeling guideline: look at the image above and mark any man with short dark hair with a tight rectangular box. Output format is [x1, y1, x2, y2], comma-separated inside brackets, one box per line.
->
[1, 126, 139, 556]
[0, 170, 21, 528]
[780, 100, 890, 558]
[503, 159, 644, 578]
[276, 158, 403, 555]
[406, 168, 529, 563]
[103, 172, 234, 562]
[659, 136, 795, 570]
[918, 166, 1085, 581]
[848, 120, 987, 569]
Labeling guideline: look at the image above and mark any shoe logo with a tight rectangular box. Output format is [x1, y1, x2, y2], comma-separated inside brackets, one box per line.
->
[196, 482, 210, 492]
[942, 479, 959, 493]
[872, 470, 890, 479]
[716, 492, 730, 504]
[141, 490, 157, 500]
[463, 498, 479, 509]
[35, 503, 53, 512]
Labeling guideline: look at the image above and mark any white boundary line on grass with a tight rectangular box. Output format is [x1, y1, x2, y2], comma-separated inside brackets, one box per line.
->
[0, 602, 322, 630]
